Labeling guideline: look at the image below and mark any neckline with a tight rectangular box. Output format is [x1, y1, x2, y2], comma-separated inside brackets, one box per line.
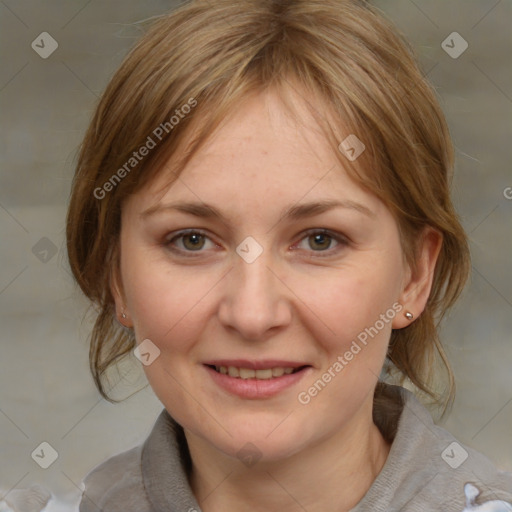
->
[141, 384, 426, 511]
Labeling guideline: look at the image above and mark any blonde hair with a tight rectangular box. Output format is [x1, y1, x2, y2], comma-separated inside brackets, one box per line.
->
[66, 0, 470, 409]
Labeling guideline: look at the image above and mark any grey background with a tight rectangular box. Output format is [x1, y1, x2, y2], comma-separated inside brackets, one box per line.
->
[0, 0, 511, 510]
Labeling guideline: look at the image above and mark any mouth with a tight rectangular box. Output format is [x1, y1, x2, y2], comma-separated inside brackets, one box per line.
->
[206, 364, 309, 380]
[203, 360, 312, 399]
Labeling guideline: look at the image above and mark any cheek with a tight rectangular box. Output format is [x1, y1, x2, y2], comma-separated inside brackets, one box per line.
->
[287, 260, 403, 355]
[121, 248, 216, 350]
[291, 264, 402, 418]
[121, 255, 219, 419]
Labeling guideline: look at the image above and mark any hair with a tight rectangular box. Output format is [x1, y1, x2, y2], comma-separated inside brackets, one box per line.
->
[66, 0, 470, 411]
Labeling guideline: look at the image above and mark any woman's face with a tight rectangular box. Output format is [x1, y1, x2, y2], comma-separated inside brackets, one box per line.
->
[114, 88, 417, 462]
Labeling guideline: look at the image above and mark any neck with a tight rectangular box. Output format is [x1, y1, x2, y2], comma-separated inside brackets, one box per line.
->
[186, 400, 391, 512]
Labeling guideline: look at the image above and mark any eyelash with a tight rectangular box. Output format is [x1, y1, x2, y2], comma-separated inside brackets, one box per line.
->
[164, 228, 349, 259]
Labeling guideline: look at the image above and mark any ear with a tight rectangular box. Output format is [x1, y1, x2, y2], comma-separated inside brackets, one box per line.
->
[392, 227, 442, 329]
[109, 251, 132, 327]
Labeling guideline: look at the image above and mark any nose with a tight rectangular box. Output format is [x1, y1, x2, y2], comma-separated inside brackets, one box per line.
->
[217, 246, 292, 341]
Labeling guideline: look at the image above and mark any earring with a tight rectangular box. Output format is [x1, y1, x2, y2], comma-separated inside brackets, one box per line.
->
[404, 311, 414, 320]
[122, 312, 127, 319]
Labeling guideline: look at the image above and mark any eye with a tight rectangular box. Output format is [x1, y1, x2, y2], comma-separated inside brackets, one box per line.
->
[293, 229, 348, 256]
[164, 228, 348, 258]
[165, 229, 217, 253]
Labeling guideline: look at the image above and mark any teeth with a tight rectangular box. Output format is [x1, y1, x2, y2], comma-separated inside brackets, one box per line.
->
[239, 368, 255, 379]
[255, 369, 273, 380]
[216, 365, 300, 379]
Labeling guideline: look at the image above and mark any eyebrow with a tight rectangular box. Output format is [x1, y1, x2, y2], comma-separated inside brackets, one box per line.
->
[140, 198, 375, 222]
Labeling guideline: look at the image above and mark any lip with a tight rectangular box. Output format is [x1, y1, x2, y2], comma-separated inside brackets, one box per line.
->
[203, 360, 312, 399]
[203, 359, 308, 370]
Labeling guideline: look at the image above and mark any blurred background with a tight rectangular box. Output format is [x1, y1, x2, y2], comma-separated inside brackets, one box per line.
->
[1, 0, 511, 510]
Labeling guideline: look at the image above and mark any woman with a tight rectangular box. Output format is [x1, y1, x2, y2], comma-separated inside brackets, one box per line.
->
[66, 0, 512, 510]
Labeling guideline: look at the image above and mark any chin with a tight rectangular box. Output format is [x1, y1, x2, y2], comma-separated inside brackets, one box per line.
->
[225, 434, 310, 465]
[205, 415, 320, 464]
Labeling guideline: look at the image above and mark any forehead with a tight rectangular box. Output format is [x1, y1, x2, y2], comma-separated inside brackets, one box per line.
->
[126, 86, 383, 219]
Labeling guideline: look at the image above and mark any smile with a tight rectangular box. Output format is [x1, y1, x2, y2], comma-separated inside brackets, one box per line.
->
[203, 361, 312, 399]
[211, 365, 304, 379]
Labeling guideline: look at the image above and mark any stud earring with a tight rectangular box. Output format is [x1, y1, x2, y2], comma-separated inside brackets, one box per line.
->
[122, 312, 127, 319]
[404, 311, 414, 321]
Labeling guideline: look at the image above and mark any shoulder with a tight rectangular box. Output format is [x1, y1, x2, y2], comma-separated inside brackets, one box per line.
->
[399, 386, 512, 509]
[79, 444, 152, 512]
[360, 385, 512, 511]
[426, 427, 512, 510]
[78, 408, 198, 512]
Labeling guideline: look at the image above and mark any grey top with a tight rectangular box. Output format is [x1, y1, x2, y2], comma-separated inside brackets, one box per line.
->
[79, 385, 512, 512]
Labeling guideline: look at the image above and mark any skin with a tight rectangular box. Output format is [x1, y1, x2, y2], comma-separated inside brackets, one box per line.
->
[111, 86, 441, 512]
